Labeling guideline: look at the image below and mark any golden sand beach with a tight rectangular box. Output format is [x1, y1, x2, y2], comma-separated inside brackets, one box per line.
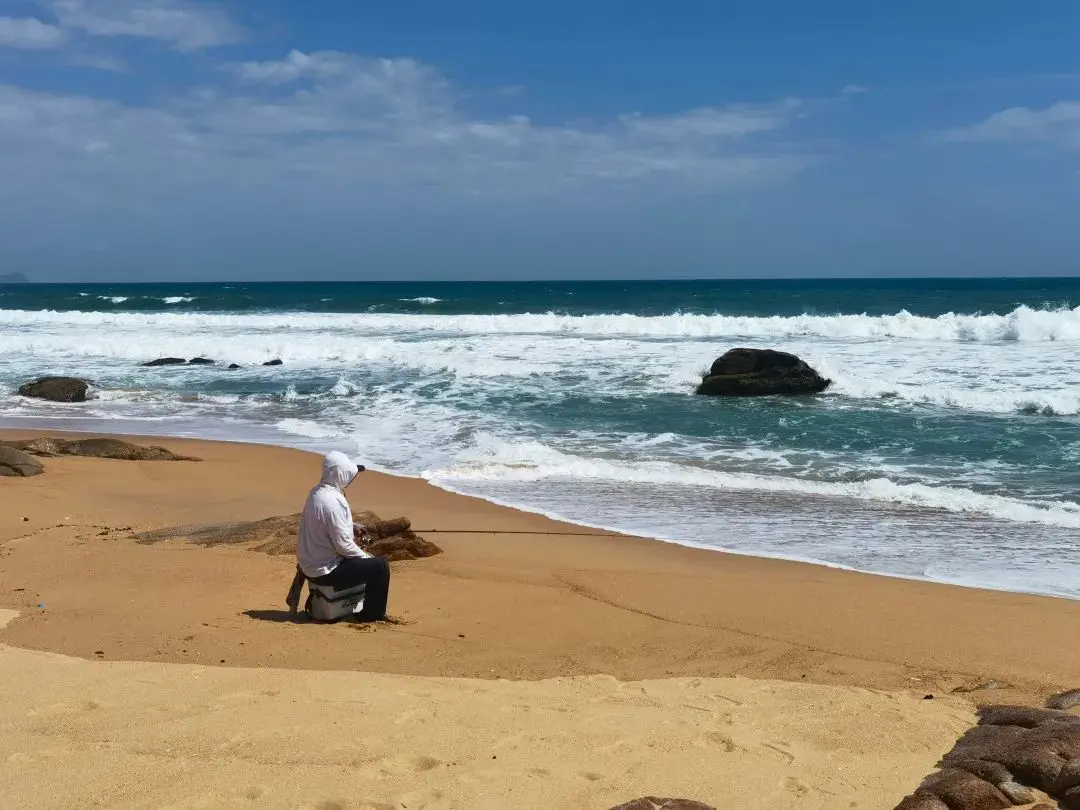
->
[2, 431, 1078, 808]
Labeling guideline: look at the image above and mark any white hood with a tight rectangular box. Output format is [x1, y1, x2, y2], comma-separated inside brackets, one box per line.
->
[320, 451, 360, 491]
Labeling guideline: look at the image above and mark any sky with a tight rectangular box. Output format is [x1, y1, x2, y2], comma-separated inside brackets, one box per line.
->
[0, 1, 1079, 281]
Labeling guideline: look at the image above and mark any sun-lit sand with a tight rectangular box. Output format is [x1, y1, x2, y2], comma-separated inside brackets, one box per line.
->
[3, 431, 1080, 808]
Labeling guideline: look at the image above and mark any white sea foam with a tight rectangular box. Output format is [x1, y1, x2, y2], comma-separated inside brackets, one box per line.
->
[425, 436, 1080, 529]
[162, 296, 195, 304]
[4, 298, 1080, 599]
[4, 304, 1080, 342]
[400, 297, 442, 304]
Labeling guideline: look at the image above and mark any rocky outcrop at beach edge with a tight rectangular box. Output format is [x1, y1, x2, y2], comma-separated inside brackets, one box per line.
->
[894, 702, 1080, 809]
[17, 376, 90, 402]
[0, 437, 200, 462]
[0, 446, 44, 477]
[133, 510, 441, 562]
[696, 348, 830, 397]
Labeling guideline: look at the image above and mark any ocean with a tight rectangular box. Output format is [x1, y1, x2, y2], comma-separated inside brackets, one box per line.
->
[2, 277, 1080, 598]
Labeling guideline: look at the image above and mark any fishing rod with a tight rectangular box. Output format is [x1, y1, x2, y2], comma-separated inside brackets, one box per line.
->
[408, 528, 621, 537]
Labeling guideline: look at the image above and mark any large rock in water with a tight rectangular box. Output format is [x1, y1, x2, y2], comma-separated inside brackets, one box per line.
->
[0, 446, 44, 477]
[142, 357, 187, 367]
[0, 437, 199, 462]
[696, 349, 830, 397]
[17, 377, 89, 403]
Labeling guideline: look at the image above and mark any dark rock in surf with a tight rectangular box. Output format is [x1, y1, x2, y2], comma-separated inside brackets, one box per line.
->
[0, 446, 44, 477]
[187, 357, 215, 365]
[262, 359, 283, 366]
[227, 364, 241, 370]
[142, 357, 187, 367]
[17, 376, 89, 403]
[696, 348, 830, 397]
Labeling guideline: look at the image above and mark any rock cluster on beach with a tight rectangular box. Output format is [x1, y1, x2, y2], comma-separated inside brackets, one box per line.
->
[0, 445, 44, 477]
[17, 376, 89, 402]
[134, 510, 441, 562]
[895, 699, 1080, 809]
[696, 348, 830, 397]
[0, 437, 199, 462]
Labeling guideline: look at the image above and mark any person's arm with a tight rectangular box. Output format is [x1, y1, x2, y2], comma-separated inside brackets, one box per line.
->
[326, 497, 371, 559]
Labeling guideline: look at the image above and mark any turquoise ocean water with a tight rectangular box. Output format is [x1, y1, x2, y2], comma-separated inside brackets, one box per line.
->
[3, 277, 1080, 597]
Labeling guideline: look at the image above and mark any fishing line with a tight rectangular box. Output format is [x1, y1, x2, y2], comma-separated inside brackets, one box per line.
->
[408, 528, 619, 537]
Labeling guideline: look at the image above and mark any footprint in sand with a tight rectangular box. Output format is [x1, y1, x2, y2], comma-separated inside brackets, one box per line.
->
[694, 731, 739, 752]
[413, 755, 441, 772]
[762, 741, 796, 764]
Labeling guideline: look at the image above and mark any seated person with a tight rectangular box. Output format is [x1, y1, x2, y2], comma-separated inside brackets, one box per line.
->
[296, 450, 390, 621]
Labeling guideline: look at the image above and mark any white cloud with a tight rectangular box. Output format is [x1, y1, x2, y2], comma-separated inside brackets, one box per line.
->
[841, 84, 869, 96]
[943, 101, 1080, 148]
[64, 51, 128, 72]
[0, 16, 66, 49]
[232, 50, 369, 85]
[46, 0, 244, 50]
[0, 48, 817, 218]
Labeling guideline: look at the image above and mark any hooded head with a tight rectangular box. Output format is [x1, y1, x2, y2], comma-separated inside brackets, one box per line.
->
[320, 451, 363, 491]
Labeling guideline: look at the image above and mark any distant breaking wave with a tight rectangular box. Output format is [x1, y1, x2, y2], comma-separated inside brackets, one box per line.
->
[3, 304, 1080, 341]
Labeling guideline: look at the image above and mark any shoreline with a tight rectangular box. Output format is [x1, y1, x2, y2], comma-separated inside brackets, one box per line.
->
[3, 427, 1080, 705]
[3, 426, 1080, 807]
[3, 416, 1074, 605]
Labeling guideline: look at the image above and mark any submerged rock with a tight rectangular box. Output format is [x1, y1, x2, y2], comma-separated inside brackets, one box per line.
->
[17, 376, 89, 403]
[142, 357, 187, 367]
[187, 357, 215, 365]
[262, 359, 283, 366]
[227, 363, 241, 370]
[0, 446, 44, 477]
[696, 348, 830, 397]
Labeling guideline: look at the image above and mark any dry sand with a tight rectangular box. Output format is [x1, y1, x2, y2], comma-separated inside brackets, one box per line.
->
[0, 607, 973, 809]
[1, 430, 1079, 808]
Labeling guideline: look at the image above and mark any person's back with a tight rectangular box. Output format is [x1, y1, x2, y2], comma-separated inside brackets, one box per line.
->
[295, 451, 391, 622]
[297, 451, 364, 578]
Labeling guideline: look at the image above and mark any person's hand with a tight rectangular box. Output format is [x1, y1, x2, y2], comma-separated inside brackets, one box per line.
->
[353, 523, 371, 547]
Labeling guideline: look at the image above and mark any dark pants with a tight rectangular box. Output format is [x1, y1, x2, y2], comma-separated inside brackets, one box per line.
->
[313, 556, 390, 621]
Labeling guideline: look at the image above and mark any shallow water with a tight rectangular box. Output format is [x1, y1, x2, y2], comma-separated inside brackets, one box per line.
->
[3, 278, 1079, 597]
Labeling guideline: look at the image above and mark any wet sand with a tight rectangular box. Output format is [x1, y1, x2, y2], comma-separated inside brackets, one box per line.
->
[2, 430, 1078, 807]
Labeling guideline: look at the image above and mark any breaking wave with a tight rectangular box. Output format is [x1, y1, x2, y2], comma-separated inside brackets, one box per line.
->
[2, 303, 1080, 341]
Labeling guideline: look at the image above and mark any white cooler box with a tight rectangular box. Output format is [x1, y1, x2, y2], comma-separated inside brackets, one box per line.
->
[305, 581, 366, 622]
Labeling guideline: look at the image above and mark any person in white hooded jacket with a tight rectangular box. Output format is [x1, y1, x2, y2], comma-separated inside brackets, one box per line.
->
[296, 450, 390, 621]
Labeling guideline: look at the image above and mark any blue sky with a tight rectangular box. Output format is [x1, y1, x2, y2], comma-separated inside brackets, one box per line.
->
[0, 0, 1079, 281]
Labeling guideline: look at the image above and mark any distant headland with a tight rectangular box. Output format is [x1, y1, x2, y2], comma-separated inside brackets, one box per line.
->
[0, 272, 28, 283]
